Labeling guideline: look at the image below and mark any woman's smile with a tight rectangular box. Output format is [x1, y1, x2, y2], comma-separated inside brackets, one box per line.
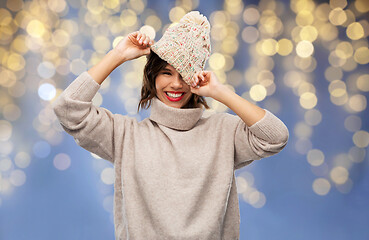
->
[165, 91, 185, 101]
[155, 64, 192, 108]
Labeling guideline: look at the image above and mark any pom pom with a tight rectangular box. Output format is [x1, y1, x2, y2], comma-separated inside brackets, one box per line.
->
[180, 11, 210, 29]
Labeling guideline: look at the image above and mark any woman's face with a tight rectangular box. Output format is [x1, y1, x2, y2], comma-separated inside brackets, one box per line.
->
[155, 64, 193, 108]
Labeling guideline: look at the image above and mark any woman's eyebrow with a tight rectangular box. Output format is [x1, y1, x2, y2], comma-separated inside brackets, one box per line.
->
[162, 67, 173, 72]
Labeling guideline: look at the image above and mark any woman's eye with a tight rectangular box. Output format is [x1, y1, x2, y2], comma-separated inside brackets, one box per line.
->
[163, 72, 171, 75]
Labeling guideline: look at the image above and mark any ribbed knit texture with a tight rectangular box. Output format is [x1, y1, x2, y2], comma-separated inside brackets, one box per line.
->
[52, 71, 289, 240]
[150, 11, 211, 86]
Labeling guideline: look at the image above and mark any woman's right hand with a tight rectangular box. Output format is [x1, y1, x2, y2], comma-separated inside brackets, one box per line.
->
[113, 31, 154, 63]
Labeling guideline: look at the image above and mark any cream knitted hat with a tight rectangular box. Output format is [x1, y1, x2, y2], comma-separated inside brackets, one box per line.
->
[150, 11, 211, 86]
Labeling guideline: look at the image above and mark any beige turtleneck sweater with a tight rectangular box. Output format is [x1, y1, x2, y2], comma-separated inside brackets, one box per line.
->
[52, 71, 289, 240]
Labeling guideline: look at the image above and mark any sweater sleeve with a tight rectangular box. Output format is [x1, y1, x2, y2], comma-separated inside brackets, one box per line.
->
[234, 109, 289, 170]
[52, 71, 115, 163]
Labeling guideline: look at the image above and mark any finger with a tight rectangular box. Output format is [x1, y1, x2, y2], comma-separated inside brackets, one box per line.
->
[142, 35, 149, 44]
[137, 33, 144, 44]
[141, 34, 148, 45]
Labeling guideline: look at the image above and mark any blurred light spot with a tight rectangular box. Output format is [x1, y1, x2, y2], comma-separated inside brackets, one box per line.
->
[346, 22, 364, 40]
[354, 47, 369, 64]
[318, 23, 338, 41]
[32, 141, 51, 158]
[294, 121, 312, 139]
[283, 71, 304, 88]
[261, 39, 278, 56]
[112, 36, 124, 49]
[335, 41, 353, 59]
[139, 25, 156, 40]
[0, 68, 16, 88]
[329, 80, 346, 97]
[222, 37, 239, 55]
[124, 97, 139, 115]
[3, 104, 21, 121]
[209, 53, 225, 70]
[120, 9, 137, 27]
[14, 152, 31, 169]
[38, 83, 56, 101]
[103, 195, 114, 212]
[356, 74, 369, 91]
[11, 35, 28, 54]
[330, 166, 349, 184]
[300, 26, 318, 42]
[0, 157, 12, 172]
[129, 0, 146, 13]
[169, 7, 186, 22]
[300, 92, 317, 109]
[101, 167, 115, 185]
[243, 8, 260, 25]
[296, 10, 314, 26]
[236, 176, 248, 194]
[145, 15, 162, 32]
[296, 40, 314, 58]
[294, 56, 317, 72]
[312, 178, 331, 195]
[87, 0, 104, 14]
[324, 67, 342, 82]
[103, 0, 120, 9]
[295, 138, 312, 154]
[330, 0, 347, 9]
[9, 169, 26, 187]
[224, 0, 244, 15]
[341, 57, 357, 71]
[0, 120, 12, 141]
[53, 153, 71, 171]
[27, 19, 45, 38]
[277, 39, 293, 56]
[70, 59, 87, 75]
[242, 26, 259, 43]
[48, 0, 67, 13]
[52, 29, 70, 47]
[0, 8, 12, 26]
[304, 109, 322, 126]
[7, 53, 25, 72]
[344, 115, 361, 132]
[211, 100, 228, 113]
[329, 8, 347, 26]
[307, 149, 325, 166]
[353, 130, 369, 148]
[249, 84, 267, 102]
[93, 36, 111, 54]
[0, 141, 13, 156]
[249, 191, 266, 208]
[348, 146, 366, 163]
[38, 61, 56, 79]
[348, 94, 366, 112]
[336, 178, 353, 194]
[315, 3, 330, 21]
[355, 0, 369, 13]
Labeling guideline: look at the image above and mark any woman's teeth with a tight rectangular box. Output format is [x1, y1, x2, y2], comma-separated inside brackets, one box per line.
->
[166, 92, 184, 98]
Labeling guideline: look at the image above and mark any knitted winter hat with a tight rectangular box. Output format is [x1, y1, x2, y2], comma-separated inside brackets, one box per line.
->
[150, 11, 211, 86]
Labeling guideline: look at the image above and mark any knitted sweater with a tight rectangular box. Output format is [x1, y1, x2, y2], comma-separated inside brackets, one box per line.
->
[52, 71, 289, 240]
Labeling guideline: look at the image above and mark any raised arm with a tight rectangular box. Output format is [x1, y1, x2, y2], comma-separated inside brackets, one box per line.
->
[88, 31, 154, 84]
[52, 31, 154, 162]
[190, 70, 289, 169]
[190, 71, 266, 126]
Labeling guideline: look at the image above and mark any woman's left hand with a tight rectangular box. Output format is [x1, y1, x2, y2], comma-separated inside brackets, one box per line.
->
[190, 71, 223, 98]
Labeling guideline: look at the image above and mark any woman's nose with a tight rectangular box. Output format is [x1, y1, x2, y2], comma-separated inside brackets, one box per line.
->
[171, 74, 184, 87]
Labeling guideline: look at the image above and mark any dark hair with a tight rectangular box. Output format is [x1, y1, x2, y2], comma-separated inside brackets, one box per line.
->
[137, 51, 210, 112]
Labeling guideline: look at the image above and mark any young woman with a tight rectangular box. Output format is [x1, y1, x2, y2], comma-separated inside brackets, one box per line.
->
[53, 11, 289, 240]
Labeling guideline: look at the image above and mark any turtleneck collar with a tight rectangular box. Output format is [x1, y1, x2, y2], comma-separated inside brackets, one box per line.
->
[149, 97, 204, 131]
